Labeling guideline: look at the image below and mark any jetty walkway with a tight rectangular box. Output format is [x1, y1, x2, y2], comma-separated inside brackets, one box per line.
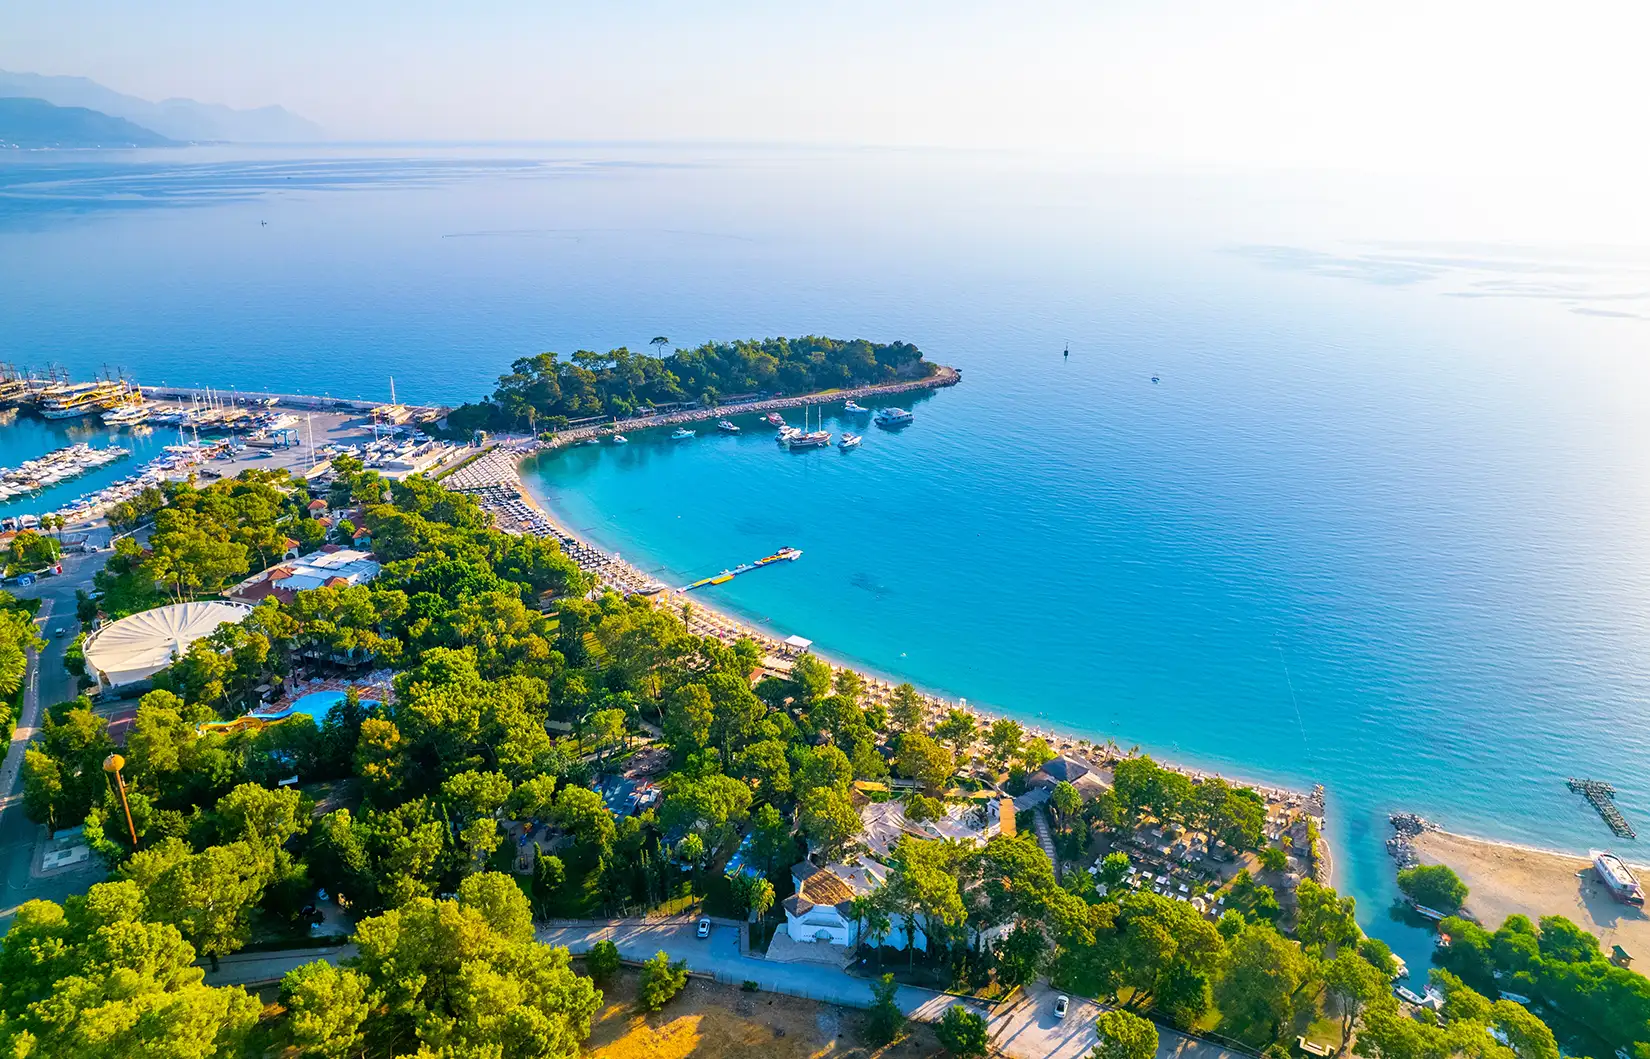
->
[1568, 778, 1636, 839]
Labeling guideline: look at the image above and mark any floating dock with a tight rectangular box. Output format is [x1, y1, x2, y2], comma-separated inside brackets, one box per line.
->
[1568, 778, 1636, 840]
[683, 547, 802, 591]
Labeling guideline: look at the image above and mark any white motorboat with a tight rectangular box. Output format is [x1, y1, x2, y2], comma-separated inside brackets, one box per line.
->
[843, 400, 868, 413]
[612, 434, 628, 444]
[671, 427, 696, 440]
[874, 407, 914, 426]
[839, 433, 862, 448]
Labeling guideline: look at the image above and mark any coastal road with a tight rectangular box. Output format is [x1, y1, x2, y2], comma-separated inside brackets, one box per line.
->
[536, 917, 970, 1020]
[0, 548, 112, 928]
[535, 919, 1243, 1059]
[207, 919, 1245, 1059]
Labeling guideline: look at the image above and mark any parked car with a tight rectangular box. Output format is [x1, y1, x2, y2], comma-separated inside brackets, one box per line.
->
[1054, 995, 1070, 1019]
[696, 917, 711, 939]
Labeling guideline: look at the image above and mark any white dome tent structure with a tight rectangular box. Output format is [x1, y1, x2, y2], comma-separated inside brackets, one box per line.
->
[81, 601, 255, 692]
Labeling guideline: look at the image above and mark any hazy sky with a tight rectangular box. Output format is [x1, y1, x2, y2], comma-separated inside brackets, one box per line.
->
[6, 1, 1648, 177]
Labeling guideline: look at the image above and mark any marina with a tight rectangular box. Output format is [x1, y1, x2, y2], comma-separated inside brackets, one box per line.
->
[0, 442, 128, 500]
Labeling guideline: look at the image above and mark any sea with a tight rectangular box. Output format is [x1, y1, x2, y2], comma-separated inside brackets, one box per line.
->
[3, 144, 1648, 972]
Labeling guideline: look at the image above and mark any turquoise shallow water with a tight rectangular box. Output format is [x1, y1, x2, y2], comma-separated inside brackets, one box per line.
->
[3, 145, 1649, 971]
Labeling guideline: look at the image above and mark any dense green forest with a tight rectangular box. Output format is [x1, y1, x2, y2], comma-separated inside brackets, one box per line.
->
[445, 335, 935, 433]
[2, 458, 1643, 1058]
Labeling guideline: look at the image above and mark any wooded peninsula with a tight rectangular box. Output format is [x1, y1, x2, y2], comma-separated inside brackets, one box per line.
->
[445, 335, 936, 434]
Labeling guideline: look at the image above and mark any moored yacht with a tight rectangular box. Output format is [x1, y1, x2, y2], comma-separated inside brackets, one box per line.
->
[873, 406, 914, 426]
[671, 427, 696, 440]
[843, 400, 868, 413]
[839, 432, 862, 448]
[764, 412, 787, 427]
[101, 403, 151, 426]
[717, 419, 740, 433]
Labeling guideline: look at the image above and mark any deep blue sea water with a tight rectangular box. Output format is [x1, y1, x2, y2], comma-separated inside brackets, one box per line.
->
[4, 145, 1649, 971]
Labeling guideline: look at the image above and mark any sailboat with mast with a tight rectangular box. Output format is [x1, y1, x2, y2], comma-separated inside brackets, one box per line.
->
[784, 404, 832, 449]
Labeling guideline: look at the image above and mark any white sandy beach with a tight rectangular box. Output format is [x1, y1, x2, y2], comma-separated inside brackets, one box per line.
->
[1413, 829, 1650, 955]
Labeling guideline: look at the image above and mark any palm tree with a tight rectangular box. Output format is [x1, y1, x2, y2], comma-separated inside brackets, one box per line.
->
[747, 877, 776, 945]
[864, 898, 893, 969]
[650, 336, 670, 359]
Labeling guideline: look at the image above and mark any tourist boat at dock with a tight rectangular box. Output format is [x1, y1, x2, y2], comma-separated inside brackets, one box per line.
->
[764, 412, 787, 427]
[671, 427, 695, 440]
[839, 432, 862, 448]
[1593, 850, 1644, 906]
[717, 419, 740, 433]
[874, 406, 914, 427]
[843, 400, 868, 413]
[40, 380, 127, 420]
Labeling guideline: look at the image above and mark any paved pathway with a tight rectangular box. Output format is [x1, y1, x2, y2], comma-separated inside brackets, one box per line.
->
[201, 943, 358, 987]
[993, 982, 1249, 1059]
[192, 920, 1249, 1059]
[1033, 806, 1060, 876]
[0, 552, 112, 928]
[536, 918, 975, 1021]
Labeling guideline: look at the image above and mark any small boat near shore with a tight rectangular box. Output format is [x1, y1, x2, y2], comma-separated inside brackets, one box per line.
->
[671, 427, 696, 440]
[839, 432, 862, 448]
[764, 412, 787, 428]
[611, 434, 628, 444]
[717, 419, 740, 433]
[874, 406, 914, 427]
[843, 400, 868, 413]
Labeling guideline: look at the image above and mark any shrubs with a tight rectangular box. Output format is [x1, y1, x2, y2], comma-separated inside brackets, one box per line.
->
[585, 939, 620, 984]
[1396, 863, 1468, 912]
[935, 1004, 988, 1058]
[863, 972, 905, 1046]
[636, 950, 688, 1011]
[1092, 1010, 1160, 1059]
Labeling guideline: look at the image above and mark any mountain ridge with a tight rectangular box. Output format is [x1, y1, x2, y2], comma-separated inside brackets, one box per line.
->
[0, 69, 322, 142]
[0, 96, 175, 148]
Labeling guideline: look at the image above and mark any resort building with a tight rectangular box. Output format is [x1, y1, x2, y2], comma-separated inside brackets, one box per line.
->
[782, 859, 927, 951]
[81, 600, 255, 692]
[1027, 753, 1113, 799]
[223, 547, 382, 605]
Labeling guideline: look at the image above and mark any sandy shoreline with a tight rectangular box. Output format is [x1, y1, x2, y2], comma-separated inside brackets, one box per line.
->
[1412, 828, 1649, 952]
[443, 411, 1333, 865]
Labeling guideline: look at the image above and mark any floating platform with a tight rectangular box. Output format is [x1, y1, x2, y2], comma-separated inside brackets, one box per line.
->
[683, 547, 801, 591]
[1568, 778, 1636, 839]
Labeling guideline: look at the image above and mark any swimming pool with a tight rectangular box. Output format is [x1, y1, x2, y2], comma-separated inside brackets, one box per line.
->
[248, 689, 380, 725]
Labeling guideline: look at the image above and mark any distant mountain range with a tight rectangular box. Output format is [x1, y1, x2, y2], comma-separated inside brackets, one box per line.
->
[0, 69, 322, 143]
[0, 97, 175, 148]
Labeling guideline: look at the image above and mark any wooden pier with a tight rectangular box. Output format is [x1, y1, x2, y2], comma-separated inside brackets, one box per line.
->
[1568, 778, 1636, 839]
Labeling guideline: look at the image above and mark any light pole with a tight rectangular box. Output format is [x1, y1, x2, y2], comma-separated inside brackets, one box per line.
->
[103, 753, 138, 848]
